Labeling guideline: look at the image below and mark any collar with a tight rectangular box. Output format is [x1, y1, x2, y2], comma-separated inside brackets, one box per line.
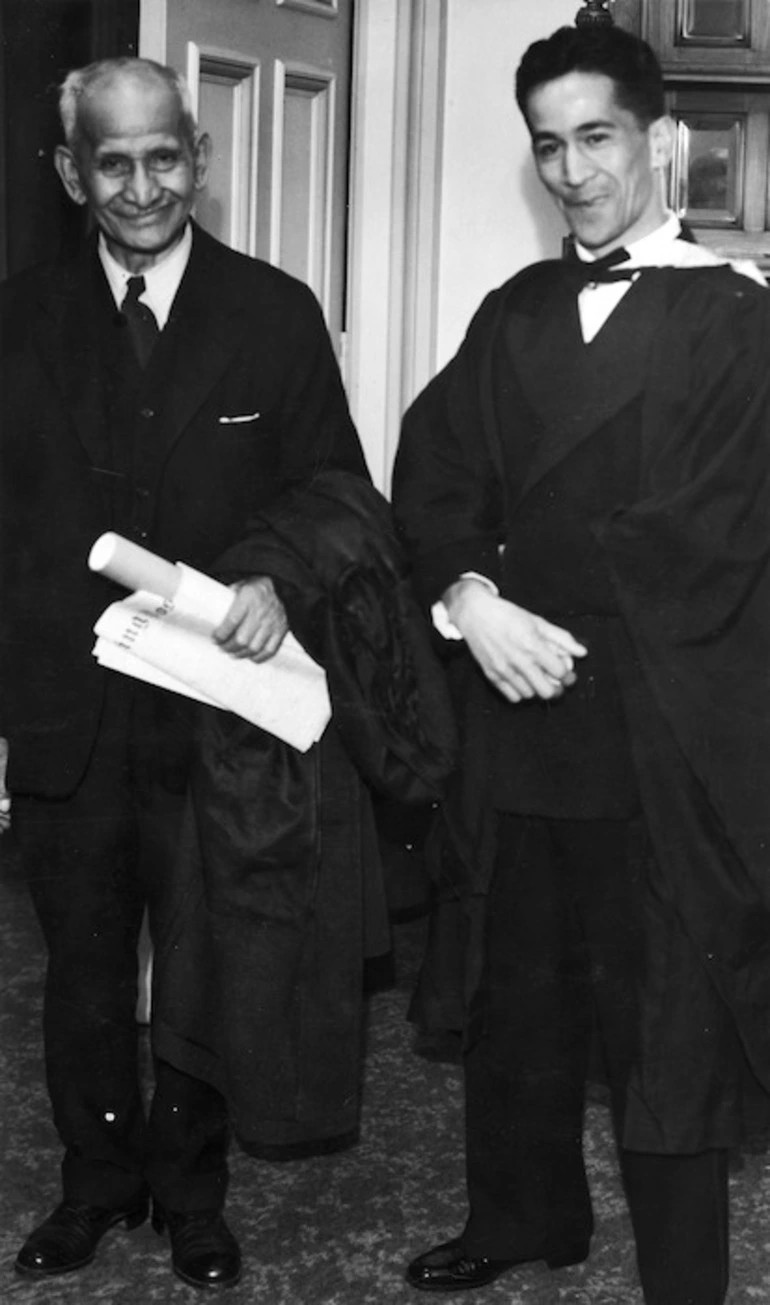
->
[98, 223, 193, 328]
[574, 214, 680, 268]
[574, 213, 766, 284]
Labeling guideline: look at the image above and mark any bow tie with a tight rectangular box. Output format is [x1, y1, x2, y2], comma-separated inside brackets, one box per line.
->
[562, 245, 637, 290]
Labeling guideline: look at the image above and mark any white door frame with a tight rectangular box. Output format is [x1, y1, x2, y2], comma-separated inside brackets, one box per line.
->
[138, 0, 167, 63]
[139, 0, 446, 491]
[346, 0, 446, 489]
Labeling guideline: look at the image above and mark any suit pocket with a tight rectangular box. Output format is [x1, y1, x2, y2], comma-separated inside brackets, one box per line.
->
[218, 412, 261, 427]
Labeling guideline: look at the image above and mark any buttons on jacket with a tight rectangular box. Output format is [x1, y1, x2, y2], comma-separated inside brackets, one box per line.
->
[132, 405, 155, 539]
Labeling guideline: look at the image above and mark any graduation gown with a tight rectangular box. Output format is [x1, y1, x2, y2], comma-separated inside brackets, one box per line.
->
[392, 259, 770, 1151]
[152, 472, 457, 1150]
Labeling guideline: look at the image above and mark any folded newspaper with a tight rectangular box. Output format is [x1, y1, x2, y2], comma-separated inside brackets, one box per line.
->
[89, 533, 330, 752]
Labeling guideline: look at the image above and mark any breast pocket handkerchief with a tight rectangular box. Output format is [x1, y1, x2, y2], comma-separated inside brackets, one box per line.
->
[219, 411, 261, 425]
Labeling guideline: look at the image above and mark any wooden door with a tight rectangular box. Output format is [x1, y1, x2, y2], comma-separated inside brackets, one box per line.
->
[160, 0, 353, 350]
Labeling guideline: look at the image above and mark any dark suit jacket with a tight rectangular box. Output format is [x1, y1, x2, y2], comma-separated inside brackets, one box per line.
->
[0, 223, 368, 796]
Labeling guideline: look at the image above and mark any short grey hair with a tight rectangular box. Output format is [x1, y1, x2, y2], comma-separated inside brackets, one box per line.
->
[59, 57, 198, 154]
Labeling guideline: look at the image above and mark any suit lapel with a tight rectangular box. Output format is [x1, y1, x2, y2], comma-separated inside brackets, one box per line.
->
[32, 227, 251, 476]
[143, 227, 252, 467]
[33, 239, 119, 470]
[507, 270, 669, 503]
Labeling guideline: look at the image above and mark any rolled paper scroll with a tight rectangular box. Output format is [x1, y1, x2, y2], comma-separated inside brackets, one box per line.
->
[88, 532, 181, 600]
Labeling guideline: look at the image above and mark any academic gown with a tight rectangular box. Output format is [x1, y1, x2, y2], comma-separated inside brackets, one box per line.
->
[392, 259, 770, 1152]
[151, 471, 457, 1150]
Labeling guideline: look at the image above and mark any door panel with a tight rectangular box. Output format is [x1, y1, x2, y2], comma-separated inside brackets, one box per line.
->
[162, 0, 352, 347]
[272, 63, 336, 307]
[191, 52, 260, 255]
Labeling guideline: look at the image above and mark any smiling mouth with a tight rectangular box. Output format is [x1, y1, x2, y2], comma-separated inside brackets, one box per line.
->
[565, 195, 607, 211]
[117, 208, 173, 224]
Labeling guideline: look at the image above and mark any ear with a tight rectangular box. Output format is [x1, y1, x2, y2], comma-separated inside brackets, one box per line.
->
[648, 115, 675, 171]
[192, 132, 211, 191]
[54, 145, 89, 206]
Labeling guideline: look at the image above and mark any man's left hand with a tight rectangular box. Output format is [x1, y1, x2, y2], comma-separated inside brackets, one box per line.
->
[213, 576, 289, 662]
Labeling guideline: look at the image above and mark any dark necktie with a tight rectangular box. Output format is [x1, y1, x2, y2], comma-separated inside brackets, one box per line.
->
[562, 243, 637, 290]
[121, 275, 160, 368]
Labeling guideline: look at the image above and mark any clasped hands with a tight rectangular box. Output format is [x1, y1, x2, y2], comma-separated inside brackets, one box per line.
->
[213, 575, 289, 662]
[443, 577, 587, 703]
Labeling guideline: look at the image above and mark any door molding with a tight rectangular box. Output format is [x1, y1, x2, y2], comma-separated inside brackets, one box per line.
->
[346, 0, 446, 488]
[270, 60, 337, 319]
[186, 41, 261, 257]
[138, 0, 166, 59]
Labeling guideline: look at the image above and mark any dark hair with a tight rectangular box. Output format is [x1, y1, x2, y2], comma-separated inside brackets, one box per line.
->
[515, 25, 665, 128]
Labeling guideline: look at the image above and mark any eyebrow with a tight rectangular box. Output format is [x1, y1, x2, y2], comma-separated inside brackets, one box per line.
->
[93, 139, 182, 155]
[532, 117, 617, 142]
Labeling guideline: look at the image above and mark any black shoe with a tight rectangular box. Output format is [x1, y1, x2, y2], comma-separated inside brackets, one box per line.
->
[405, 1236, 590, 1291]
[14, 1196, 149, 1278]
[153, 1205, 242, 1290]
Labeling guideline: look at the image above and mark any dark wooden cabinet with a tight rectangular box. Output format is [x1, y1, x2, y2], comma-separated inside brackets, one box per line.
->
[666, 83, 770, 268]
[610, 1, 770, 272]
[645, 0, 770, 80]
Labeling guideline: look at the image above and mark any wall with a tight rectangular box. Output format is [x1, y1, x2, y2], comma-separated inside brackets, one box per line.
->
[436, 0, 581, 366]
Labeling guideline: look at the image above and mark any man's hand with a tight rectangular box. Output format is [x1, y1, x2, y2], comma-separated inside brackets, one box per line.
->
[212, 576, 289, 663]
[444, 578, 587, 703]
[0, 736, 10, 833]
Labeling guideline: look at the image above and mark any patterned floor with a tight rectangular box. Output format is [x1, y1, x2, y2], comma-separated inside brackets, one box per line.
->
[2, 838, 770, 1304]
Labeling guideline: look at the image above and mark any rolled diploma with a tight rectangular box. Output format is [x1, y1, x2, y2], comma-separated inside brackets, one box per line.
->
[89, 532, 330, 746]
[89, 532, 181, 601]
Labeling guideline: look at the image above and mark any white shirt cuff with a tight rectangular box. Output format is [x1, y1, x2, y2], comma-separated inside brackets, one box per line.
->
[431, 572, 498, 640]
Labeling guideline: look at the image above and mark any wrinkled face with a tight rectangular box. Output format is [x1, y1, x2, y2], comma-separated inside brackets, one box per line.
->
[525, 70, 670, 255]
[55, 71, 209, 272]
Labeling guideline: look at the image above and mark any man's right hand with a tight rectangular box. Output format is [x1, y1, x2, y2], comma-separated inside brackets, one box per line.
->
[0, 737, 10, 833]
[443, 578, 588, 704]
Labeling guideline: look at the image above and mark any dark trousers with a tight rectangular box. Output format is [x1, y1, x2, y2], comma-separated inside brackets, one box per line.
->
[15, 678, 229, 1213]
[462, 814, 729, 1305]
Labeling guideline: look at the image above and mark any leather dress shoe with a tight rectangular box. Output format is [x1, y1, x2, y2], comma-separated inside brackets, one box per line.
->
[153, 1205, 242, 1289]
[14, 1196, 149, 1278]
[405, 1235, 590, 1291]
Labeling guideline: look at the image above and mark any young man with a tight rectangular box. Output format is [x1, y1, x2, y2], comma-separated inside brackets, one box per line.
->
[393, 24, 770, 1305]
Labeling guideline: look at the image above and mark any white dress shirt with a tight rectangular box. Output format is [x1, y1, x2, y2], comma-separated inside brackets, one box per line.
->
[98, 222, 193, 329]
[575, 212, 765, 343]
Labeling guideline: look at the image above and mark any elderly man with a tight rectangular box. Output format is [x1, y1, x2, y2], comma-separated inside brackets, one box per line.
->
[393, 23, 770, 1305]
[0, 57, 371, 1289]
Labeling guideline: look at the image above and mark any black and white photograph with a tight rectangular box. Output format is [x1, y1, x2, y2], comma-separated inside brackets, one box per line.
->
[2, 2, 770, 1302]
